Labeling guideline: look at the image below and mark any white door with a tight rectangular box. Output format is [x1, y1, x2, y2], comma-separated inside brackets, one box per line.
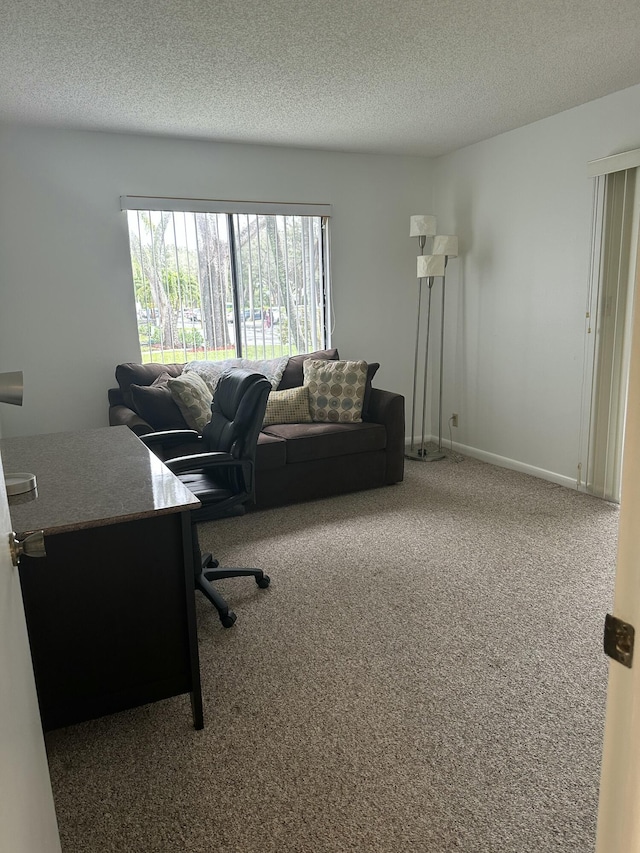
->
[596, 251, 640, 849]
[0, 450, 61, 852]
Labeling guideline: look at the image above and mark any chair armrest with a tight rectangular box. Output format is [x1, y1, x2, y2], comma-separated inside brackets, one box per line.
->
[165, 451, 238, 475]
[140, 430, 201, 449]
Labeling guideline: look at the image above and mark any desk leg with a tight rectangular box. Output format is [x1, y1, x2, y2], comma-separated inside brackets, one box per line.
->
[181, 512, 204, 730]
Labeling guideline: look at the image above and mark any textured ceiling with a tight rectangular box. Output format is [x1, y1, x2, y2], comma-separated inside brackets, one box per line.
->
[2, 0, 640, 157]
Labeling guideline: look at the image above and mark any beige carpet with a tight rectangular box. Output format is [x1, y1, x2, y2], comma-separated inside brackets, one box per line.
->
[45, 454, 619, 852]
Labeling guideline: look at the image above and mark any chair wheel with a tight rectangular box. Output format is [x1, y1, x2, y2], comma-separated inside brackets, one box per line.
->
[220, 610, 237, 628]
[256, 574, 270, 589]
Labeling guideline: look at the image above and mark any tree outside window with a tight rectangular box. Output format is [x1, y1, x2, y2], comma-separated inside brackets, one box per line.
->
[126, 206, 328, 364]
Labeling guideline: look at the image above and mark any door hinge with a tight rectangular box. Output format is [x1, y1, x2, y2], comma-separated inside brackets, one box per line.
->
[604, 613, 635, 668]
[8, 530, 46, 567]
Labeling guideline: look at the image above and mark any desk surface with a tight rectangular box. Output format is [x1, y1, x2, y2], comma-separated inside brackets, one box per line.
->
[1, 426, 200, 536]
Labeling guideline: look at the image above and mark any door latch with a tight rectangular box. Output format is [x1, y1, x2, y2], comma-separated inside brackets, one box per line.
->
[604, 613, 635, 668]
[8, 530, 46, 567]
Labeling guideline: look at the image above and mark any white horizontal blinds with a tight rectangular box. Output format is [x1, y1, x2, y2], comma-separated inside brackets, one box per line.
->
[120, 197, 331, 217]
[124, 199, 329, 364]
[588, 168, 638, 501]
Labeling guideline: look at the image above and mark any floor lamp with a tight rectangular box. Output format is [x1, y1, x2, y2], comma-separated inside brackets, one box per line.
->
[431, 234, 459, 457]
[406, 215, 446, 461]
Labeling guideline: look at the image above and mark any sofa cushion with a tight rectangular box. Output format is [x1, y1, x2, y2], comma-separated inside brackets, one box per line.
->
[303, 359, 368, 423]
[167, 372, 214, 432]
[256, 431, 288, 471]
[261, 421, 386, 464]
[277, 348, 339, 390]
[130, 373, 189, 430]
[115, 362, 184, 408]
[263, 386, 312, 427]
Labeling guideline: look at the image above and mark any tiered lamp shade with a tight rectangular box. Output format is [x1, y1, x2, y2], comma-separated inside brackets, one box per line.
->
[410, 215, 437, 237]
[417, 254, 446, 278]
[432, 235, 459, 257]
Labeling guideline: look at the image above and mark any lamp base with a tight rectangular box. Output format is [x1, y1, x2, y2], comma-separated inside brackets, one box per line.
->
[6, 472, 37, 496]
[405, 449, 446, 462]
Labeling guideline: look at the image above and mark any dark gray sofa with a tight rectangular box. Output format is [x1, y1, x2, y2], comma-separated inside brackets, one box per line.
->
[108, 349, 405, 510]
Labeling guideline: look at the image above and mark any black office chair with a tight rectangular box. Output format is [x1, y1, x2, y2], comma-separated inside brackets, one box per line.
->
[141, 369, 272, 628]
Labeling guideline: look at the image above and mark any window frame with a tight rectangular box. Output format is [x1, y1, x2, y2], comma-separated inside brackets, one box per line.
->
[120, 196, 332, 363]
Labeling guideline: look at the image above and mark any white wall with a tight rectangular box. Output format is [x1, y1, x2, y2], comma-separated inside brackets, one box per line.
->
[0, 125, 433, 437]
[3, 86, 640, 486]
[431, 83, 640, 487]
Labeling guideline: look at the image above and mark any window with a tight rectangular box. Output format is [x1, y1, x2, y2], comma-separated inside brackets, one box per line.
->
[121, 197, 331, 364]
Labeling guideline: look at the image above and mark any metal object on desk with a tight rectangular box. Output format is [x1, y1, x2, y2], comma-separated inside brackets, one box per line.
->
[0, 371, 37, 497]
[8, 486, 38, 506]
[6, 472, 37, 496]
[0, 371, 24, 407]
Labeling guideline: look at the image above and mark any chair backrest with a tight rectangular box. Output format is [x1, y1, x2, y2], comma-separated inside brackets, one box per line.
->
[201, 369, 271, 496]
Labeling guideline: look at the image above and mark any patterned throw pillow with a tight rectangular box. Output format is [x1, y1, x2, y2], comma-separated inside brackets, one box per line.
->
[277, 349, 339, 390]
[167, 372, 213, 432]
[303, 359, 368, 423]
[262, 386, 313, 427]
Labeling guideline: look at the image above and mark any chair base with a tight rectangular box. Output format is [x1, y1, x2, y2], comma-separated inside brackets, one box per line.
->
[196, 553, 271, 629]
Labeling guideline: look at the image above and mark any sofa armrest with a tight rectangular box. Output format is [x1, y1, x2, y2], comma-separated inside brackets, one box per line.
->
[108, 387, 124, 407]
[109, 403, 154, 437]
[364, 388, 405, 484]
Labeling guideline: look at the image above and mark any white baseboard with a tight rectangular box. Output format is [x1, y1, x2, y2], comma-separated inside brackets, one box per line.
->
[405, 436, 579, 491]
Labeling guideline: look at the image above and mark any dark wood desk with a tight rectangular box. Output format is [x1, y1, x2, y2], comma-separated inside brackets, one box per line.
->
[1, 426, 203, 731]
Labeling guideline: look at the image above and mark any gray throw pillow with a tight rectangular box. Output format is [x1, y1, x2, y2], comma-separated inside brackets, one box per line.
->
[168, 372, 214, 432]
[130, 373, 189, 430]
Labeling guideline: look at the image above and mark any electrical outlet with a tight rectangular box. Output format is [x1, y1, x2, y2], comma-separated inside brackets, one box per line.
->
[451, 413, 459, 428]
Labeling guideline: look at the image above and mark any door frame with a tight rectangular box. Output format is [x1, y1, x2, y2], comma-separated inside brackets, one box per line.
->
[0, 451, 62, 852]
[596, 221, 640, 849]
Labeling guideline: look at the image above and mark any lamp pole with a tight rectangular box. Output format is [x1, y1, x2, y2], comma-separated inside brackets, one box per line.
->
[407, 215, 437, 459]
[410, 235, 426, 456]
[437, 258, 447, 453]
[431, 236, 459, 457]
